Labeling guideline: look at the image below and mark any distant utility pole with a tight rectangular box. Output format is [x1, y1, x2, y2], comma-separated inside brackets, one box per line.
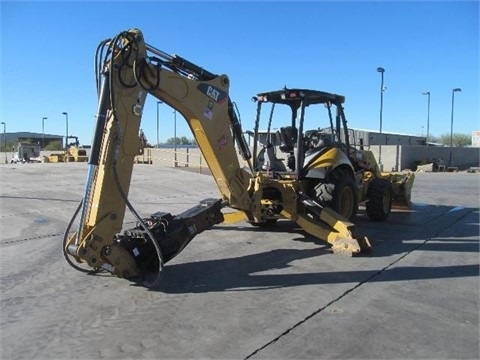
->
[173, 109, 177, 167]
[377, 67, 385, 171]
[156, 101, 162, 148]
[449, 88, 462, 166]
[42, 117, 47, 149]
[422, 91, 430, 140]
[1, 121, 6, 163]
[62, 112, 69, 149]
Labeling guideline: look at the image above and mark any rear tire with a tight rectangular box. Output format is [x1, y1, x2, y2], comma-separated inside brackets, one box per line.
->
[366, 178, 393, 221]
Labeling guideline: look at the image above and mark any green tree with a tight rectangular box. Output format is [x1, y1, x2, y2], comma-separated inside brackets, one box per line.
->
[164, 136, 196, 145]
[438, 133, 472, 147]
[45, 140, 63, 151]
[1, 140, 16, 152]
[425, 134, 439, 144]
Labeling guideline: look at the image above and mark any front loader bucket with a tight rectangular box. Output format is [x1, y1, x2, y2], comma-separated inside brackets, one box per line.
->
[381, 172, 415, 209]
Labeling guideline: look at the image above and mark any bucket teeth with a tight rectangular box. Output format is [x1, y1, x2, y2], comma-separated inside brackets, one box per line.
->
[331, 236, 371, 256]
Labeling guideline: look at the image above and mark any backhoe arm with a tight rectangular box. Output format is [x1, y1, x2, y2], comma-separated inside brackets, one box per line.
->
[64, 29, 254, 284]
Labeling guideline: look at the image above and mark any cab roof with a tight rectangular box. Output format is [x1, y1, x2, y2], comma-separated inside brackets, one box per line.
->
[255, 88, 345, 106]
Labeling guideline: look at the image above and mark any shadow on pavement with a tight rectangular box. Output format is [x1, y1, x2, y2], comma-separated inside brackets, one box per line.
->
[139, 204, 478, 293]
[216, 205, 478, 257]
[148, 247, 478, 294]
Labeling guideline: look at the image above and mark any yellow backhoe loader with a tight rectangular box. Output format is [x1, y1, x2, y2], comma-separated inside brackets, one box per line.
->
[63, 29, 414, 287]
[48, 136, 88, 163]
[250, 88, 415, 222]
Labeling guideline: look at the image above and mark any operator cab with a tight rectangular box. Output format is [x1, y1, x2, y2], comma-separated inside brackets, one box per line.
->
[252, 87, 348, 178]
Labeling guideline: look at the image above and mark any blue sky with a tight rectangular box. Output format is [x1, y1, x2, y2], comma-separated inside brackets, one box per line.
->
[1, 1, 478, 145]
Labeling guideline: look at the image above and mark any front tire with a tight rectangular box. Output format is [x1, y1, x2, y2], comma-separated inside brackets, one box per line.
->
[315, 175, 358, 220]
[366, 178, 393, 221]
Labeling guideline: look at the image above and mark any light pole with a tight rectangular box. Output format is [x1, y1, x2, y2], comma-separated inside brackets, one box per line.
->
[156, 101, 162, 148]
[1, 122, 6, 163]
[422, 91, 430, 140]
[42, 117, 47, 149]
[377, 67, 385, 171]
[173, 109, 177, 167]
[62, 112, 69, 149]
[449, 87, 461, 166]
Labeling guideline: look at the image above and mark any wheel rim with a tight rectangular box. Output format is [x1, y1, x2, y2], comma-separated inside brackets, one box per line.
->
[339, 187, 355, 219]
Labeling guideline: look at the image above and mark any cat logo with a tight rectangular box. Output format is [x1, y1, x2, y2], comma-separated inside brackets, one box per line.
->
[207, 86, 220, 102]
[197, 83, 227, 104]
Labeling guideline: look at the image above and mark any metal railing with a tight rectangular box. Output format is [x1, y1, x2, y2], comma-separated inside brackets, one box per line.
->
[135, 147, 208, 174]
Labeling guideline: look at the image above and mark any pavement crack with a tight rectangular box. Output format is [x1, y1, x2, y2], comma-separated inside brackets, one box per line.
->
[0, 233, 63, 246]
[243, 214, 473, 360]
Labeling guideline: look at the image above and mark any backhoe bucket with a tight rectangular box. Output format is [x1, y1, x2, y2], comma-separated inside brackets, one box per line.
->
[381, 172, 415, 209]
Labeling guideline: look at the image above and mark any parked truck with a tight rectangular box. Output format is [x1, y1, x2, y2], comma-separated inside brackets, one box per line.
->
[10, 142, 42, 164]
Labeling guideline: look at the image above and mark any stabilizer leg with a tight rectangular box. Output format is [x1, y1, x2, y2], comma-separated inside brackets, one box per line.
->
[295, 193, 371, 256]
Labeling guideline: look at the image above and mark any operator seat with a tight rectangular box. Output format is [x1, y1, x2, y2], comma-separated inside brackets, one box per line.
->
[277, 126, 298, 171]
[278, 126, 298, 153]
[256, 143, 287, 172]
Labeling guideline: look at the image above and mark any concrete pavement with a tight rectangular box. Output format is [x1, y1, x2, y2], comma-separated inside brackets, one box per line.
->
[0, 163, 478, 360]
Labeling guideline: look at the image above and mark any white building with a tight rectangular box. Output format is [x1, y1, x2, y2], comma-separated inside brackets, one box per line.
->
[471, 130, 480, 147]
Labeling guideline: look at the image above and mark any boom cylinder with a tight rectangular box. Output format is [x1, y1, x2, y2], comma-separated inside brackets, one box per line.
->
[89, 72, 111, 166]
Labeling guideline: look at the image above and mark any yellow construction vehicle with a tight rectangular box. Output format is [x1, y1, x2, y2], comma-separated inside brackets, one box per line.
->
[63, 29, 414, 287]
[250, 88, 415, 222]
[48, 136, 89, 163]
